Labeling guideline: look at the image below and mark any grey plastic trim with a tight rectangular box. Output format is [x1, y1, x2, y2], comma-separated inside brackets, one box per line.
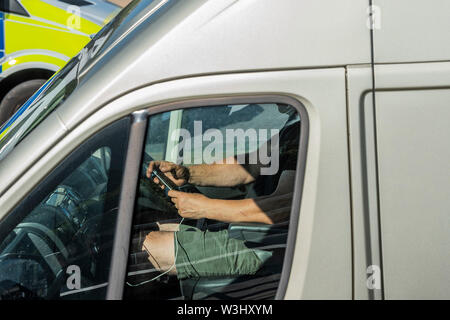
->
[106, 110, 148, 300]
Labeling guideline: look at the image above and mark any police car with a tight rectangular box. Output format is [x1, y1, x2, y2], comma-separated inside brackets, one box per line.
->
[0, 0, 120, 125]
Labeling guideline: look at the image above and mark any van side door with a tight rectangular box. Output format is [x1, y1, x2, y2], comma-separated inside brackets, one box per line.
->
[367, 0, 450, 299]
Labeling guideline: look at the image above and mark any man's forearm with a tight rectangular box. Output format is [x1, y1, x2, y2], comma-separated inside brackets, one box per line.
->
[187, 156, 256, 187]
[203, 192, 293, 224]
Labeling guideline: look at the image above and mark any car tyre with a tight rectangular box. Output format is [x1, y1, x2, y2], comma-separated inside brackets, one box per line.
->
[0, 79, 47, 126]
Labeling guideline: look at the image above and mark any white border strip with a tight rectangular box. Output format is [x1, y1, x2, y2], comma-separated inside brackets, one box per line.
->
[59, 282, 108, 297]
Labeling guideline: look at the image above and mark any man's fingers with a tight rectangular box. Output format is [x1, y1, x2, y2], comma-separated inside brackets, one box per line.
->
[165, 171, 175, 180]
[146, 161, 159, 178]
[147, 161, 187, 190]
[176, 168, 188, 181]
[168, 190, 181, 198]
[167, 172, 186, 186]
[159, 163, 173, 173]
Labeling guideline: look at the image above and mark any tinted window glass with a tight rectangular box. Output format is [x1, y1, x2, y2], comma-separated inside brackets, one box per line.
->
[125, 103, 300, 300]
[0, 118, 130, 300]
[145, 111, 171, 160]
[179, 104, 294, 162]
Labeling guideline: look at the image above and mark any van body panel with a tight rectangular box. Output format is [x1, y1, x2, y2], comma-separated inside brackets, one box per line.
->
[375, 89, 450, 299]
[373, 0, 450, 63]
[372, 62, 450, 300]
[59, 0, 371, 129]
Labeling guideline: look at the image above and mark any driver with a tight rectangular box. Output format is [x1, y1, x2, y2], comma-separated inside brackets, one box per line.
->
[143, 118, 299, 279]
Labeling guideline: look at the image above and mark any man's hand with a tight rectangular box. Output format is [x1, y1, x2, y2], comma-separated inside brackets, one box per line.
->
[146, 161, 189, 187]
[168, 190, 212, 220]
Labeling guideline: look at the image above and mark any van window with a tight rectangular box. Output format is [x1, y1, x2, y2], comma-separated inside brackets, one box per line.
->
[0, 118, 130, 300]
[124, 103, 301, 300]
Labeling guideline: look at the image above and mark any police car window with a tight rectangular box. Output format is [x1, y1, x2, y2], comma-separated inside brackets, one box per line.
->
[124, 103, 300, 300]
[0, 118, 129, 300]
[0, 0, 29, 16]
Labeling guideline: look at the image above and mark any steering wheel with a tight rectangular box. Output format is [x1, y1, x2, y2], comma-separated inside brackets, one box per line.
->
[0, 203, 85, 300]
[0, 217, 69, 300]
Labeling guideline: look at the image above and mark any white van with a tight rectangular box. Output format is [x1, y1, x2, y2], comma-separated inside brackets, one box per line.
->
[0, 0, 448, 300]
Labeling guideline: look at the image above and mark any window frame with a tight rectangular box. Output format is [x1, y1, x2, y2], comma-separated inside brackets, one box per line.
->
[107, 95, 309, 300]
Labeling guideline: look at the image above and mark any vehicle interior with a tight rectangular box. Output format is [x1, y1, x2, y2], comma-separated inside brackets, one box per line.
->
[124, 104, 299, 300]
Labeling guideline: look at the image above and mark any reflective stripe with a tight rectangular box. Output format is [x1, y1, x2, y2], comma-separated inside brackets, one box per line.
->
[0, 49, 69, 64]
[1, 53, 66, 72]
[7, 14, 89, 36]
[7, 12, 71, 32]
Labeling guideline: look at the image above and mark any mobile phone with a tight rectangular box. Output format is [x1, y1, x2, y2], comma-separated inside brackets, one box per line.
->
[150, 168, 178, 195]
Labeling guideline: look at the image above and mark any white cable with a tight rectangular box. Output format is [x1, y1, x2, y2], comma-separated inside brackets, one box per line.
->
[126, 218, 184, 287]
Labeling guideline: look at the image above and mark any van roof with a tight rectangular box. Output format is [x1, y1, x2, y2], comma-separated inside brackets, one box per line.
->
[57, 0, 371, 128]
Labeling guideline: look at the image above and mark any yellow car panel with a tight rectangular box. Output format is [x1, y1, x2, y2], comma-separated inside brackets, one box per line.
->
[19, 0, 101, 35]
[0, 0, 120, 125]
